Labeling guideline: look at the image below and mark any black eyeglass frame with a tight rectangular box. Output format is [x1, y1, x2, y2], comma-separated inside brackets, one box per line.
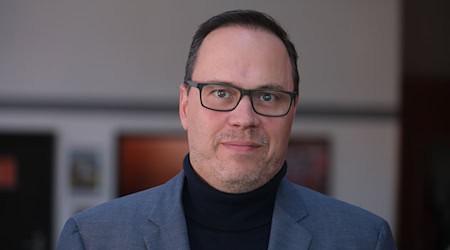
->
[184, 80, 298, 117]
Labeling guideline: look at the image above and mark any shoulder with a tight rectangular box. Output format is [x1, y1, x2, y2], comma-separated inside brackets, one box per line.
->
[76, 185, 162, 222]
[281, 179, 386, 225]
[70, 172, 184, 232]
[57, 172, 185, 249]
[278, 180, 396, 248]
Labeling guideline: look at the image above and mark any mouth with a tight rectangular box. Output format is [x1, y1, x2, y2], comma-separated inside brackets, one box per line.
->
[221, 141, 263, 153]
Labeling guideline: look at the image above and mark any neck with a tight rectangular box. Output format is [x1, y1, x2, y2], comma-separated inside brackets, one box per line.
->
[182, 154, 287, 231]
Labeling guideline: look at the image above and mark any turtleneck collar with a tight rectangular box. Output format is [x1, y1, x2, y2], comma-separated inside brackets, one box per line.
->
[182, 154, 287, 231]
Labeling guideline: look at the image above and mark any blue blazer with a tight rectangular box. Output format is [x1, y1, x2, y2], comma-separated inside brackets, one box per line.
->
[57, 171, 396, 249]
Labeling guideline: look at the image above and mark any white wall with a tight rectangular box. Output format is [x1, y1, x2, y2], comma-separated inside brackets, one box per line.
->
[0, 0, 399, 107]
[292, 118, 398, 231]
[0, 0, 400, 245]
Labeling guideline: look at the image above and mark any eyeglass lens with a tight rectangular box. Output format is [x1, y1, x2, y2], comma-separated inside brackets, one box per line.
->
[200, 84, 292, 116]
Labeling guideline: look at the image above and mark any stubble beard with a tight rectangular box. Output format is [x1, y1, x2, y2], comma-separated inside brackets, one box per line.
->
[190, 129, 284, 193]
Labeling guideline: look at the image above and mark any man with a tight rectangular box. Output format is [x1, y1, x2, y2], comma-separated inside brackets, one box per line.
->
[57, 10, 397, 249]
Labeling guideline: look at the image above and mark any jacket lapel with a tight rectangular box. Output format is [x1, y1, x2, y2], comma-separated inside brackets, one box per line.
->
[143, 172, 191, 250]
[141, 173, 312, 249]
[268, 180, 312, 250]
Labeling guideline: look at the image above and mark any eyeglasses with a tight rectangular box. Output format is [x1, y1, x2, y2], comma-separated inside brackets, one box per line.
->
[185, 80, 298, 117]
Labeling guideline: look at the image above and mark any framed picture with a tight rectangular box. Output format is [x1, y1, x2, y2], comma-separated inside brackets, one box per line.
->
[118, 135, 188, 196]
[118, 134, 330, 195]
[285, 138, 330, 194]
[69, 148, 101, 194]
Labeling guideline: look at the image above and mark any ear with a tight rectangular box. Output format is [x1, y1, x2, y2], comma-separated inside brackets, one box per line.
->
[179, 83, 189, 131]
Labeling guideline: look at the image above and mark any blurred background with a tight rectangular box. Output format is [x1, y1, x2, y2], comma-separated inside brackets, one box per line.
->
[0, 0, 448, 249]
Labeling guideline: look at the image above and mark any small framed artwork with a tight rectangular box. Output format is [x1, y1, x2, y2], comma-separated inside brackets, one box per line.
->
[69, 148, 101, 194]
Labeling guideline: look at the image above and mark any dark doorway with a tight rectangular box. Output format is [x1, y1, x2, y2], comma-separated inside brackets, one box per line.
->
[399, 80, 450, 250]
[400, 0, 450, 248]
[0, 133, 54, 250]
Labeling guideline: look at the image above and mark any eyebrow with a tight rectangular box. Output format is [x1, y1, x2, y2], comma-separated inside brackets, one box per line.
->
[204, 79, 287, 91]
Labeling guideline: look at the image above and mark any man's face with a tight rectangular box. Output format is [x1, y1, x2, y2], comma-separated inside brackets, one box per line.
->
[179, 26, 297, 193]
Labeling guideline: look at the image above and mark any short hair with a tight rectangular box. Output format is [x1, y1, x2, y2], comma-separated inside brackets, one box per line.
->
[184, 9, 300, 93]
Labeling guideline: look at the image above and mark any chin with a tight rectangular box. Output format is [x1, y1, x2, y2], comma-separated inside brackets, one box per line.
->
[222, 174, 267, 193]
[220, 167, 264, 183]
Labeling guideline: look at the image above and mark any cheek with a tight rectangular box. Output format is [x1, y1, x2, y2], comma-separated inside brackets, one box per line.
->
[266, 120, 293, 153]
[186, 106, 221, 144]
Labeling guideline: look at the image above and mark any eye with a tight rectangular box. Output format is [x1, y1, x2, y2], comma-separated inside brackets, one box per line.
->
[259, 93, 276, 102]
[214, 89, 231, 98]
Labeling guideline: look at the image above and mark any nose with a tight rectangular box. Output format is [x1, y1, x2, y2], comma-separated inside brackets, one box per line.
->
[227, 95, 261, 128]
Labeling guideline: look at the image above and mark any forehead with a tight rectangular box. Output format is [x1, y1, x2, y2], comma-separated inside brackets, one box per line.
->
[192, 26, 293, 90]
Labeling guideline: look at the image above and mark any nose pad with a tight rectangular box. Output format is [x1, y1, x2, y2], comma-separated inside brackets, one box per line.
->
[227, 95, 260, 127]
[235, 95, 255, 113]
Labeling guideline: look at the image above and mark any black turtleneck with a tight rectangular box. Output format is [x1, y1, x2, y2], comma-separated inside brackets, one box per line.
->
[182, 155, 287, 250]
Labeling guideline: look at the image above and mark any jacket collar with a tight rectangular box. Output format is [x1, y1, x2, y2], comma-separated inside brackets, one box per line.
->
[143, 172, 311, 250]
[143, 172, 190, 250]
[268, 179, 312, 249]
